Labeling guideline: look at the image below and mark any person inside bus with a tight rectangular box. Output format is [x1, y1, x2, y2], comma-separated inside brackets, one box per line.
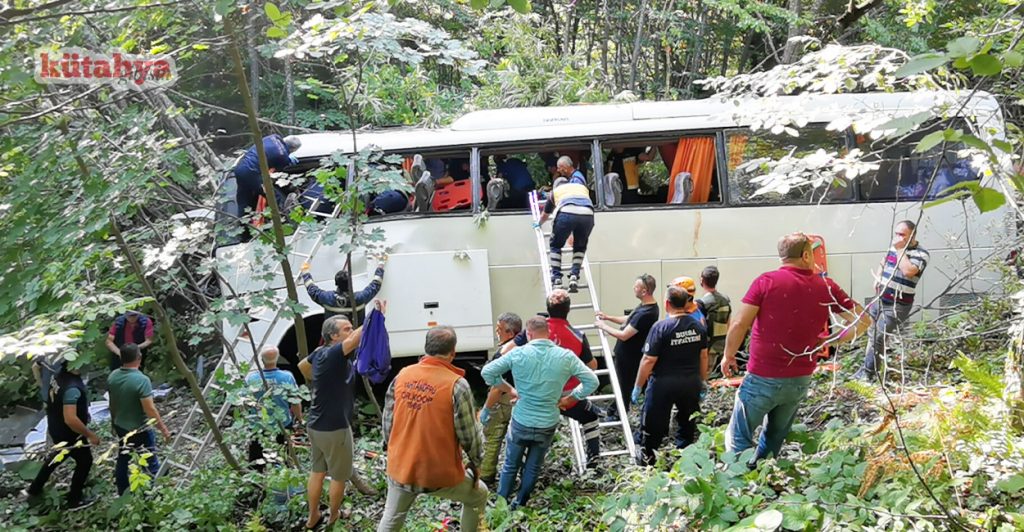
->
[605, 146, 654, 205]
[492, 154, 536, 209]
[233, 134, 301, 216]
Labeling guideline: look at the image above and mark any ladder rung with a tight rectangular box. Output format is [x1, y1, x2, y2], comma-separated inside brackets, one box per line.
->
[165, 460, 190, 471]
[574, 324, 597, 331]
[208, 382, 223, 392]
[310, 210, 333, 217]
[587, 393, 618, 401]
[570, 303, 593, 310]
[292, 252, 311, 259]
[598, 420, 622, 428]
[600, 449, 632, 458]
[593, 368, 610, 376]
[180, 433, 205, 445]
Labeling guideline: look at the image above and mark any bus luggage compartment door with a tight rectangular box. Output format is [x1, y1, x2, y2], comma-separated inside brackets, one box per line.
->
[376, 249, 494, 358]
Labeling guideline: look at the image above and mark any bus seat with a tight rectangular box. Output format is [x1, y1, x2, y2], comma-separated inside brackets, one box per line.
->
[667, 171, 693, 204]
[432, 179, 474, 212]
[603, 172, 622, 206]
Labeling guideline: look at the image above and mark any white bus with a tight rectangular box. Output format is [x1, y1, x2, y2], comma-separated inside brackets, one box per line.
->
[218, 90, 1012, 374]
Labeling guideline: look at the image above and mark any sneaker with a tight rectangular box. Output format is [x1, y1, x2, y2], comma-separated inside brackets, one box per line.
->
[568, 275, 579, 293]
[67, 495, 98, 511]
[552, 277, 563, 289]
[414, 172, 434, 213]
[282, 192, 299, 214]
[410, 154, 425, 182]
[602, 411, 620, 423]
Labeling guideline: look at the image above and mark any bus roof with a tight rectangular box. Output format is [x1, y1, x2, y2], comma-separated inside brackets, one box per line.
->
[290, 90, 999, 159]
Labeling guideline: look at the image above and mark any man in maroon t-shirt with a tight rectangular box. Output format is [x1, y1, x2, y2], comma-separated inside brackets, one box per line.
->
[721, 232, 870, 463]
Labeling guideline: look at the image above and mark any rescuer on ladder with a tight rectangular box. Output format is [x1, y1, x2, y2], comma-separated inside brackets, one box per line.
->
[536, 156, 594, 293]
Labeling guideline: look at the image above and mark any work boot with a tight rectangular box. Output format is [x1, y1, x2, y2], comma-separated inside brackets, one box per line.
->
[414, 171, 434, 212]
[67, 495, 98, 511]
[568, 275, 579, 293]
[852, 368, 877, 383]
[552, 277, 563, 290]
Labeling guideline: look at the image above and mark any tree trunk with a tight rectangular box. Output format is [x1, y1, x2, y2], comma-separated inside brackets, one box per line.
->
[226, 14, 310, 359]
[1009, 322, 1024, 432]
[628, 0, 649, 91]
[284, 56, 295, 125]
[737, 30, 756, 73]
[781, 0, 805, 64]
[246, 1, 261, 114]
[601, 0, 609, 83]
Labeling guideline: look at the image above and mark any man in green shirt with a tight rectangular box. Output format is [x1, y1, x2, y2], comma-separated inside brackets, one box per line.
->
[108, 343, 170, 495]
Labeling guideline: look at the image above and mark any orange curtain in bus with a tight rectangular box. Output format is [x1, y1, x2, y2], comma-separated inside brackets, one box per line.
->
[668, 136, 716, 204]
[727, 134, 748, 169]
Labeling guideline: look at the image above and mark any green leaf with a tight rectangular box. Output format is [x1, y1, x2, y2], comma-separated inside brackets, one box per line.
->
[214, 0, 233, 17]
[266, 26, 287, 39]
[894, 53, 948, 78]
[508, 0, 532, 13]
[971, 186, 1006, 213]
[923, 190, 972, 209]
[997, 475, 1024, 494]
[960, 134, 992, 153]
[946, 37, 981, 58]
[914, 130, 946, 153]
[1003, 50, 1024, 68]
[969, 54, 1002, 76]
[993, 139, 1013, 153]
[470, 0, 488, 9]
[264, 2, 281, 21]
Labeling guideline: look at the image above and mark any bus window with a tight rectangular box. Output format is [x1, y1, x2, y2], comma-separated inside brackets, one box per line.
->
[480, 144, 591, 211]
[856, 123, 979, 202]
[725, 126, 852, 205]
[601, 136, 720, 207]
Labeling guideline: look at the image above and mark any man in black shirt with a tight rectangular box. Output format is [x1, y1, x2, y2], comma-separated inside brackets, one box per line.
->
[595, 273, 660, 421]
[633, 286, 709, 466]
[27, 360, 100, 509]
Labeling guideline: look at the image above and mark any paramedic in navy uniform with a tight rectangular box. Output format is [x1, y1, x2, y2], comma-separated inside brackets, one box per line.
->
[632, 285, 708, 465]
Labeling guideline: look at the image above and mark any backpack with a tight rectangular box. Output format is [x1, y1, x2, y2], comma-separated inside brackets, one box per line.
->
[356, 308, 391, 384]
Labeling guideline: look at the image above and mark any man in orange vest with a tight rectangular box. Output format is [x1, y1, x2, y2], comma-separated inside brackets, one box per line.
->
[378, 326, 486, 532]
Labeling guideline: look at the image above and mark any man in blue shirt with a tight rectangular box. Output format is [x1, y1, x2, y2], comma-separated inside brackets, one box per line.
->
[300, 256, 387, 326]
[232, 134, 301, 216]
[298, 315, 366, 529]
[493, 155, 536, 209]
[245, 346, 302, 472]
[480, 316, 598, 508]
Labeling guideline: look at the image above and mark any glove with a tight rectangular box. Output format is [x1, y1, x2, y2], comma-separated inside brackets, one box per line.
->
[479, 407, 491, 426]
[631, 385, 642, 405]
[288, 154, 299, 166]
[531, 221, 541, 229]
[699, 382, 708, 402]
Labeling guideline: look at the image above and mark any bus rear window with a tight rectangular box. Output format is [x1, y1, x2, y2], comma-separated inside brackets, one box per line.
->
[725, 126, 852, 205]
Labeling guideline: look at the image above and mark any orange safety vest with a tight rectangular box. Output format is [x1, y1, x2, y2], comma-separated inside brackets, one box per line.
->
[386, 357, 466, 489]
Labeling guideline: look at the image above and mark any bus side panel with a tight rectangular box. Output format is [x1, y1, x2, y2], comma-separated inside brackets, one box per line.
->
[375, 250, 494, 357]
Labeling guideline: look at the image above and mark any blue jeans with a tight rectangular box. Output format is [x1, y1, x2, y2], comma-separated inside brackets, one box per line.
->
[497, 419, 557, 508]
[549, 212, 594, 282]
[115, 427, 160, 495]
[725, 373, 812, 462]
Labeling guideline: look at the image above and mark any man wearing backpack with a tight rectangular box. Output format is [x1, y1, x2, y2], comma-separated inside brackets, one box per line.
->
[26, 358, 100, 509]
[378, 326, 486, 531]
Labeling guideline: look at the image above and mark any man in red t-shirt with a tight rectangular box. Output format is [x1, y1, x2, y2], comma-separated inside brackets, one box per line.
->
[720, 232, 871, 463]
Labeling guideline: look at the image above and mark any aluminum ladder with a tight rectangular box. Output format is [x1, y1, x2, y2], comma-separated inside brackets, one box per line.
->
[159, 192, 343, 483]
[528, 191, 637, 473]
